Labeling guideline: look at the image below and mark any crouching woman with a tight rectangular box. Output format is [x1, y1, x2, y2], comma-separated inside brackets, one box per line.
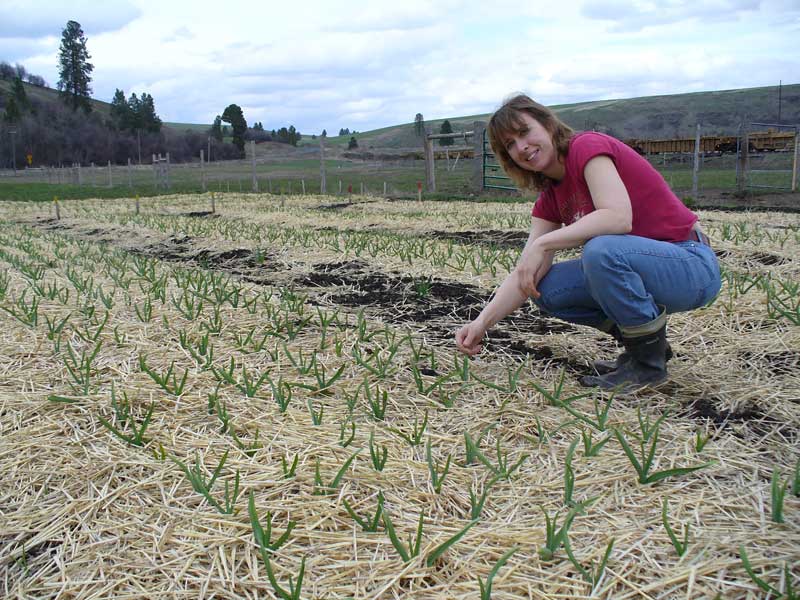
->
[455, 94, 721, 392]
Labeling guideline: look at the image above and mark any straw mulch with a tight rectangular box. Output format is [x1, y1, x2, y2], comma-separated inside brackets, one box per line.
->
[0, 195, 798, 599]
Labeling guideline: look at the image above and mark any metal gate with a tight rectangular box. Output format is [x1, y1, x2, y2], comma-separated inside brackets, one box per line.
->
[482, 129, 516, 191]
[738, 122, 799, 191]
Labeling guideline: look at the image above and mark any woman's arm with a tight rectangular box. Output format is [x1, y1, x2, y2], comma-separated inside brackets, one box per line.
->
[533, 155, 633, 253]
[456, 216, 560, 355]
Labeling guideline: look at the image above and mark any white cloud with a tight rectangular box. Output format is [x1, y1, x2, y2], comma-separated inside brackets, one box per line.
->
[0, 1, 141, 38]
[0, 0, 796, 134]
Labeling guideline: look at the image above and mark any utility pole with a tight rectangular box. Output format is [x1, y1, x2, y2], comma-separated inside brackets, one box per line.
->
[207, 136, 211, 163]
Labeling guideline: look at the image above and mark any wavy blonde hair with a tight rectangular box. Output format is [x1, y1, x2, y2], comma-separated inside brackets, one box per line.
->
[488, 94, 574, 192]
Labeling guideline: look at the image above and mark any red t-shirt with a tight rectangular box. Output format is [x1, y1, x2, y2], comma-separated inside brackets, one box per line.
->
[532, 132, 697, 242]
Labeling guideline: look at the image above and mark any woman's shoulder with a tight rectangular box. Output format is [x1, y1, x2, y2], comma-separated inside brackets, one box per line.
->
[569, 131, 625, 151]
[565, 132, 625, 174]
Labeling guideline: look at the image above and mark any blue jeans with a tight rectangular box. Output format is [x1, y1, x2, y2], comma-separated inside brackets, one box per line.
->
[533, 235, 721, 329]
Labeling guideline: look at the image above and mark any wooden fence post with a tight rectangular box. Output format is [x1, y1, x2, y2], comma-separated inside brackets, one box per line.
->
[200, 149, 206, 192]
[792, 130, 799, 192]
[251, 140, 258, 192]
[691, 123, 701, 198]
[108, 160, 113, 188]
[166, 153, 171, 190]
[472, 121, 485, 193]
[320, 137, 327, 194]
[423, 134, 436, 192]
[737, 125, 749, 193]
[127, 158, 132, 188]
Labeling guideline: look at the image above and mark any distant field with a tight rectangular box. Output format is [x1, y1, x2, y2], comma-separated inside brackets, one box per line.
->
[1, 149, 795, 204]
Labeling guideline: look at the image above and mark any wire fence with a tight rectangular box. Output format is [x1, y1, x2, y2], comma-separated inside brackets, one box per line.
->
[0, 136, 797, 201]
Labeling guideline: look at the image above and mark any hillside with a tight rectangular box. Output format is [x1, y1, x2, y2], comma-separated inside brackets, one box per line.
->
[318, 84, 800, 150]
[3, 79, 797, 151]
[0, 78, 112, 118]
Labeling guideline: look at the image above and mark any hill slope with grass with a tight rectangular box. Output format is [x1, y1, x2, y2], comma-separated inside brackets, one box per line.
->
[318, 84, 800, 150]
[3, 79, 797, 151]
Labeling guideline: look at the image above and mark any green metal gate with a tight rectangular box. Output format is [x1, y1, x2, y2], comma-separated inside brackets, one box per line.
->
[482, 129, 516, 191]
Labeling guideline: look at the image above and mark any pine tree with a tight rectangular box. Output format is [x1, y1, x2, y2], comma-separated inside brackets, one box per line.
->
[348, 136, 358, 149]
[110, 89, 130, 130]
[127, 93, 143, 131]
[140, 93, 162, 133]
[2, 97, 21, 123]
[57, 20, 94, 113]
[210, 116, 223, 142]
[414, 113, 425, 137]
[321, 129, 327, 138]
[439, 119, 454, 146]
[12, 77, 30, 113]
[221, 104, 247, 154]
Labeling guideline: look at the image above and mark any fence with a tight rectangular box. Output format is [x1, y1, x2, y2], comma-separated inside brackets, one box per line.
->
[1, 125, 798, 200]
[740, 123, 799, 191]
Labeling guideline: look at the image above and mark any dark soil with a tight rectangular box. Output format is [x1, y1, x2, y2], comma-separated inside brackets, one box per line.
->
[316, 202, 353, 210]
[427, 229, 529, 249]
[746, 251, 789, 266]
[181, 211, 218, 218]
[739, 350, 800, 377]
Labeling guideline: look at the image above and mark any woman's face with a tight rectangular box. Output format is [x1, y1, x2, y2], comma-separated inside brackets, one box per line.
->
[502, 112, 562, 179]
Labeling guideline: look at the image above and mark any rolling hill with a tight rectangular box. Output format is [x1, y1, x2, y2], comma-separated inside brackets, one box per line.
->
[3, 79, 798, 151]
[319, 84, 800, 150]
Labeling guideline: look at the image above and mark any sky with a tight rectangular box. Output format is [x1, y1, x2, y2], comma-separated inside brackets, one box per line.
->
[1, 0, 798, 135]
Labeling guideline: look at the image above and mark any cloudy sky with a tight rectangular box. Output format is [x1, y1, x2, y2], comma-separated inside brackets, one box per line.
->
[1, 0, 797, 134]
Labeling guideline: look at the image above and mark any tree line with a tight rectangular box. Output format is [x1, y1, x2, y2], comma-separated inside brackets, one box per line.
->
[0, 20, 305, 169]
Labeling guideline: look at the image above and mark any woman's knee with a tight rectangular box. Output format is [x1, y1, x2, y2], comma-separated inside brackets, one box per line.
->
[581, 235, 620, 274]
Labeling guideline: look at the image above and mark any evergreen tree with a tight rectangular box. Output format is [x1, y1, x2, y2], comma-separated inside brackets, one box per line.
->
[321, 129, 327, 138]
[414, 113, 425, 137]
[221, 103, 247, 154]
[288, 125, 299, 146]
[57, 20, 94, 113]
[2, 96, 20, 123]
[140, 93, 162, 133]
[347, 136, 358, 149]
[110, 88, 130, 130]
[0, 62, 14, 80]
[26, 74, 47, 87]
[127, 93, 143, 131]
[12, 77, 30, 113]
[210, 115, 223, 142]
[439, 119, 454, 146]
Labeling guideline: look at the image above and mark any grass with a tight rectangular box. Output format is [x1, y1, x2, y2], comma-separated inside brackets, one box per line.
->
[4, 144, 795, 204]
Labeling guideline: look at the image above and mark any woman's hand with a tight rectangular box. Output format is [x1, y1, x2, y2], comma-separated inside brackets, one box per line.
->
[515, 243, 553, 299]
[455, 320, 487, 356]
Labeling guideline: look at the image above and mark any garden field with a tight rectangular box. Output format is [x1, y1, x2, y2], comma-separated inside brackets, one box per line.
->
[0, 193, 798, 599]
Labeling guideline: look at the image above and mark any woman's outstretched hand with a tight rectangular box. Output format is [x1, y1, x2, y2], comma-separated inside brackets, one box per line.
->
[455, 321, 487, 356]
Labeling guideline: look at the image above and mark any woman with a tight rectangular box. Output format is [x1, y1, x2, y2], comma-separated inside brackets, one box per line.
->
[455, 94, 721, 392]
